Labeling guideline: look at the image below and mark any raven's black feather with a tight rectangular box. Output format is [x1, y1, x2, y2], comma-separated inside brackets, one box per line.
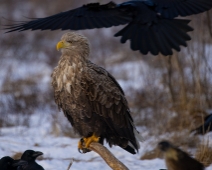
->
[18, 150, 44, 170]
[0, 156, 27, 170]
[4, 0, 212, 55]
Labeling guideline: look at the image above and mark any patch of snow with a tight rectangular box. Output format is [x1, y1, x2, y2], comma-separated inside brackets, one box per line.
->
[0, 113, 166, 170]
[1, 113, 212, 169]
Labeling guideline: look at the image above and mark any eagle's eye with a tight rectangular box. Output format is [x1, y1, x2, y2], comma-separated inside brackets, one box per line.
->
[67, 40, 73, 43]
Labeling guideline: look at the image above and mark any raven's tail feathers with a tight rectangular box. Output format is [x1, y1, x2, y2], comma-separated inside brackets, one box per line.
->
[114, 18, 193, 56]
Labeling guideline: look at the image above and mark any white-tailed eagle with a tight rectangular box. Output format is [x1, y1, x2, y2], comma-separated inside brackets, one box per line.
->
[51, 32, 141, 154]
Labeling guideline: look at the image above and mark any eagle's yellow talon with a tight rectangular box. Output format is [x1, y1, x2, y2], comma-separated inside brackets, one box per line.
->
[78, 134, 100, 152]
[84, 135, 100, 148]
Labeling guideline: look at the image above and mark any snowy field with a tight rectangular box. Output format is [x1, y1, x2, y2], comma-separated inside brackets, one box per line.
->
[0, 57, 212, 169]
[0, 114, 165, 170]
[0, 114, 212, 170]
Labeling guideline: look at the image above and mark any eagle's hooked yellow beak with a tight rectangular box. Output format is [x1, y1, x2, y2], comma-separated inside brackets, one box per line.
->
[56, 41, 65, 51]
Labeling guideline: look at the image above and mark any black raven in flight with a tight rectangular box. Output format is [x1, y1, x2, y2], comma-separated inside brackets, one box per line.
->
[5, 0, 212, 55]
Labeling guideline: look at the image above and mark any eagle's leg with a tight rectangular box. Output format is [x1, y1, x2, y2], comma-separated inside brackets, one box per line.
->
[78, 134, 100, 153]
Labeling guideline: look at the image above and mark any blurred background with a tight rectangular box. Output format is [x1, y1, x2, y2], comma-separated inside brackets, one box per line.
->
[1, 0, 212, 166]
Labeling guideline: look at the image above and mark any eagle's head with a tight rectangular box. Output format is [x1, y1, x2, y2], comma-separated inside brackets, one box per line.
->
[56, 32, 90, 57]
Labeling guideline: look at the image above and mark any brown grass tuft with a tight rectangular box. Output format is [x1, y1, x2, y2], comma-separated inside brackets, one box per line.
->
[140, 148, 163, 160]
[195, 139, 212, 167]
[12, 152, 22, 160]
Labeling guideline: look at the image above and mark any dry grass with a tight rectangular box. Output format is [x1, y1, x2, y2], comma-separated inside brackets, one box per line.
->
[12, 152, 22, 160]
[140, 148, 163, 160]
[195, 138, 212, 167]
[168, 133, 200, 148]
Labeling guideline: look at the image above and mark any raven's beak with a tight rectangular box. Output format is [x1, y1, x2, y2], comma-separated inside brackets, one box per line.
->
[12, 160, 28, 167]
[32, 151, 43, 158]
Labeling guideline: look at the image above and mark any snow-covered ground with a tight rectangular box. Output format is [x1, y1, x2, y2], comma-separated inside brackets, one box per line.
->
[0, 114, 165, 170]
[0, 113, 212, 170]
[1, 58, 212, 169]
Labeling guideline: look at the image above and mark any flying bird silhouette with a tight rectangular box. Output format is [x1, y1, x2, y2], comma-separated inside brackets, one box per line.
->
[18, 150, 44, 170]
[5, 0, 212, 55]
[0, 156, 27, 170]
[52, 32, 142, 154]
[158, 141, 205, 170]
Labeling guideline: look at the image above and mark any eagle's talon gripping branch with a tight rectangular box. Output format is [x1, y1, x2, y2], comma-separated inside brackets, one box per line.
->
[78, 134, 100, 153]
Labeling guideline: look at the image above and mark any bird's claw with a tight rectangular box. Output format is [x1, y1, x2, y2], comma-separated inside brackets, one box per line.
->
[78, 148, 83, 153]
[78, 138, 84, 153]
[78, 138, 92, 154]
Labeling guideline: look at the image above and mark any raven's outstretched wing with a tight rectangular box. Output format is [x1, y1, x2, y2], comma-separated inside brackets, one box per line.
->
[5, 2, 131, 33]
[4, 0, 212, 55]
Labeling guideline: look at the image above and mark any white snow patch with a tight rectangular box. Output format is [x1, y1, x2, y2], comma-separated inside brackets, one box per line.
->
[0, 114, 166, 170]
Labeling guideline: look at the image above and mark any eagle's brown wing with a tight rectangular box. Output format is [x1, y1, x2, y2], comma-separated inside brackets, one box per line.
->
[82, 60, 138, 151]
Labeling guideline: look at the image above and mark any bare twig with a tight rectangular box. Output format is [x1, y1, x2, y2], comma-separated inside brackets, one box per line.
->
[206, 11, 212, 38]
[164, 55, 175, 104]
[66, 159, 74, 170]
[174, 53, 187, 105]
[88, 142, 129, 170]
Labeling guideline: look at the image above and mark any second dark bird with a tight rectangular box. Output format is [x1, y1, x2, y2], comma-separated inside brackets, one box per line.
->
[158, 141, 204, 170]
[5, 0, 212, 55]
[18, 150, 44, 170]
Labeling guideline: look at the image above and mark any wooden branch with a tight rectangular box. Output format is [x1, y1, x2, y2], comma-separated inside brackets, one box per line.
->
[88, 142, 129, 170]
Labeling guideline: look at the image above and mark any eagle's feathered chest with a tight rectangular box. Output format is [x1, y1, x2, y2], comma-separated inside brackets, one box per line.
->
[51, 57, 84, 96]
